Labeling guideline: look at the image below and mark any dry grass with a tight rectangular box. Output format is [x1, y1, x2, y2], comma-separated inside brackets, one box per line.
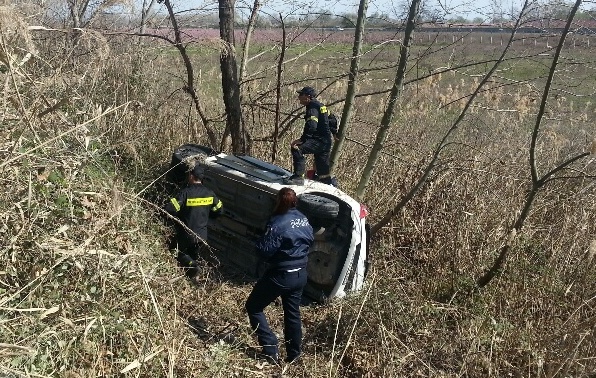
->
[1, 10, 595, 378]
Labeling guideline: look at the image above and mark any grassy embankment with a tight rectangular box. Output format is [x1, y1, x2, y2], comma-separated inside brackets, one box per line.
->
[1, 19, 595, 377]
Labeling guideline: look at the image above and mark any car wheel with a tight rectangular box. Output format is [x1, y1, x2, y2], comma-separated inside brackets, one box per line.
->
[298, 194, 339, 219]
[169, 144, 217, 183]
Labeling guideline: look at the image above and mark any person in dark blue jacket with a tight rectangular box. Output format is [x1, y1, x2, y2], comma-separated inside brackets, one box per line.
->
[284, 86, 334, 185]
[245, 187, 314, 365]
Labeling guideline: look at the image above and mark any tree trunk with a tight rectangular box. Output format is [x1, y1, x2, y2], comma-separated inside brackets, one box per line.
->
[219, 0, 245, 154]
[355, 0, 421, 200]
[272, 15, 286, 163]
[329, 0, 369, 173]
[140, 0, 157, 34]
[238, 0, 261, 82]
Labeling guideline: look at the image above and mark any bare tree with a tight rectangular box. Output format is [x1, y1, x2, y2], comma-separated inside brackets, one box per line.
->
[272, 14, 287, 163]
[489, 0, 506, 23]
[476, 0, 591, 288]
[66, 0, 127, 28]
[329, 0, 369, 173]
[139, 0, 157, 34]
[355, 0, 422, 200]
[370, 2, 530, 235]
[238, 0, 261, 82]
[359, 0, 592, 292]
[160, 0, 218, 148]
[218, 0, 245, 154]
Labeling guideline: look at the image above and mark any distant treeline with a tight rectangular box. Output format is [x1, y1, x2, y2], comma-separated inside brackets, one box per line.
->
[415, 25, 596, 35]
[308, 23, 596, 36]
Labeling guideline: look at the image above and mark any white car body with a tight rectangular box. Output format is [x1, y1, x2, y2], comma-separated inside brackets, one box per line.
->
[170, 144, 369, 301]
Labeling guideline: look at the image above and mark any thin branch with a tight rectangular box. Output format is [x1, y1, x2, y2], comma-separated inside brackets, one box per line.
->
[529, 1, 583, 185]
[539, 152, 591, 185]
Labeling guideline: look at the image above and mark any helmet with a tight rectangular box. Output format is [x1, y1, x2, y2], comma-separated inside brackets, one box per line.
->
[296, 86, 317, 98]
[190, 164, 204, 179]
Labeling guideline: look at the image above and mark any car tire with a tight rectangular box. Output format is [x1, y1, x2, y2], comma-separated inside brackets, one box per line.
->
[298, 194, 339, 219]
[169, 144, 217, 183]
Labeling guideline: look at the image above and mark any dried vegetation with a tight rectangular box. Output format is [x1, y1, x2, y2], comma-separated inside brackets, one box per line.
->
[1, 8, 595, 378]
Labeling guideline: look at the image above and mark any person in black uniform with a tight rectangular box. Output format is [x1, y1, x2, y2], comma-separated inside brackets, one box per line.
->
[245, 187, 314, 365]
[284, 86, 334, 186]
[164, 164, 222, 276]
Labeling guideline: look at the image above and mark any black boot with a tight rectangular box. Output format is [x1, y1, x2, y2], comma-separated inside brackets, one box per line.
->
[319, 176, 337, 187]
[283, 174, 304, 185]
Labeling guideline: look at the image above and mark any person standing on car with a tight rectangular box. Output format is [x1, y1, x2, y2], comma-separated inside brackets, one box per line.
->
[245, 187, 314, 364]
[164, 164, 222, 277]
[284, 86, 335, 186]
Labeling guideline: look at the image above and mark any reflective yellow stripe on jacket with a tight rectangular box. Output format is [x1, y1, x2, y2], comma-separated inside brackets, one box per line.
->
[187, 197, 215, 206]
[319, 106, 327, 113]
[308, 116, 318, 122]
[212, 199, 223, 212]
[170, 198, 181, 212]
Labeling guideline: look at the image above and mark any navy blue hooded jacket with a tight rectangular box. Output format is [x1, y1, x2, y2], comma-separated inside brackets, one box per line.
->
[256, 208, 314, 271]
[300, 99, 331, 145]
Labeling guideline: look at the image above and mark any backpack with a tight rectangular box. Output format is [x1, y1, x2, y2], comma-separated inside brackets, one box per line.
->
[328, 113, 339, 135]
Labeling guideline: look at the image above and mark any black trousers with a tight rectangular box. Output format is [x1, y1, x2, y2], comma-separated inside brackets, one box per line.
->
[292, 139, 331, 176]
[245, 268, 307, 359]
[175, 238, 206, 276]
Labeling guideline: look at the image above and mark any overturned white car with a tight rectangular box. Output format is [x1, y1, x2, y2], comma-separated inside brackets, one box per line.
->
[169, 144, 370, 302]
